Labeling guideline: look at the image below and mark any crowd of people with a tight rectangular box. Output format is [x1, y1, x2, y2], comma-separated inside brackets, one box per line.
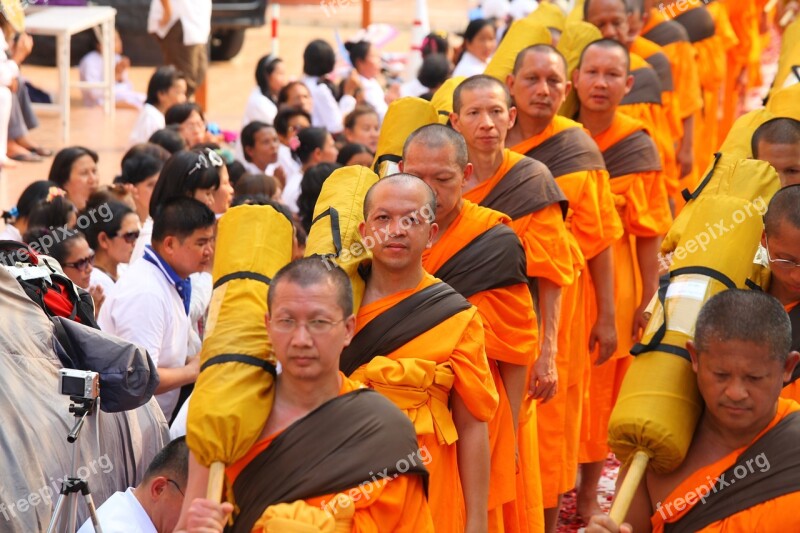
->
[3, 0, 800, 532]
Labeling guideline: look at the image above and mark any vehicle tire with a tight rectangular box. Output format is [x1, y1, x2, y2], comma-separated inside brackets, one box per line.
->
[210, 29, 246, 61]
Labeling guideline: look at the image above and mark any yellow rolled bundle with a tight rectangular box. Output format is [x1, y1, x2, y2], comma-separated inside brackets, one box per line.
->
[305, 165, 379, 312]
[557, 22, 603, 118]
[770, 16, 800, 92]
[766, 84, 800, 120]
[431, 76, 466, 125]
[187, 204, 295, 501]
[528, 1, 567, 33]
[372, 97, 439, 178]
[483, 18, 551, 82]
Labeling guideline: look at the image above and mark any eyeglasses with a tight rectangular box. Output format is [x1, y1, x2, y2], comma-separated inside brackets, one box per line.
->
[113, 230, 140, 244]
[188, 148, 225, 176]
[63, 253, 95, 271]
[166, 478, 184, 497]
[270, 317, 345, 335]
[765, 235, 800, 270]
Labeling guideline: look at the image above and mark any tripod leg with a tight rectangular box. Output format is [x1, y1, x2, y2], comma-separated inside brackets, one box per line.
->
[45, 493, 68, 533]
[82, 491, 104, 533]
[68, 492, 79, 533]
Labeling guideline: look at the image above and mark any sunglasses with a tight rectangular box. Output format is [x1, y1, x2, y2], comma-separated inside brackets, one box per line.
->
[64, 253, 95, 271]
[114, 230, 140, 244]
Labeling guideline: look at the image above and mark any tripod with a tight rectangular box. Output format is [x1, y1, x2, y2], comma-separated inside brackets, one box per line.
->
[46, 396, 104, 533]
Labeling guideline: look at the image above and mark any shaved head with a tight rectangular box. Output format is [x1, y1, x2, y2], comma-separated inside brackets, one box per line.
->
[752, 117, 800, 157]
[764, 184, 800, 236]
[363, 173, 437, 222]
[584, 0, 633, 19]
[512, 44, 568, 77]
[269, 257, 354, 317]
[578, 38, 631, 73]
[753, 118, 800, 186]
[453, 74, 513, 114]
[403, 124, 469, 170]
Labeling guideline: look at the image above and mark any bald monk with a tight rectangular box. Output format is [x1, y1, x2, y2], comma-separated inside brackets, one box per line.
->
[344, 174, 498, 533]
[450, 74, 576, 533]
[506, 44, 623, 533]
[175, 258, 434, 533]
[572, 38, 671, 519]
[584, 0, 678, 212]
[752, 117, 800, 187]
[402, 124, 537, 533]
[588, 290, 800, 533]
[760, 187, 800, 404]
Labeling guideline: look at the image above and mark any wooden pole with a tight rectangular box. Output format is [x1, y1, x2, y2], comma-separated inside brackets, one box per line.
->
[608, 450, 650, 525]
[362, 0, 371, 29]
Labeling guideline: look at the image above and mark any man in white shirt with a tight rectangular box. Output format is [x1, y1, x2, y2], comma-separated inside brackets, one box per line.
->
[148, 0, 211, 97]
[98, 197, 215, 420]
[78, 437, 188, 533]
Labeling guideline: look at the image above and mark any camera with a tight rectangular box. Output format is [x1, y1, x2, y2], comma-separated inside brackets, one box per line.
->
[59, 369, 100, 399]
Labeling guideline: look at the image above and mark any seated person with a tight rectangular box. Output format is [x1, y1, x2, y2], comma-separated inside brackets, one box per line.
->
[79, 29, 145, 110]
[130, 66, 187, 146]
[78, 437, 188, 533]
[589, 289, 800, 533]
[175, 258, 434, 532]
[343, 105, 379, 154]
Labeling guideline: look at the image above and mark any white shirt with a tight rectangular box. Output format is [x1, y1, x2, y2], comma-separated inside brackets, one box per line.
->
[452, 51, 490, 78]
[148, 0, 212, 46]
[301, 74, 356, 134]
[242, 86, 278, 127]
[400, 77, 429, 98]
[78, 488, 155, 533]
[281, 169, 303, 214]
[0, 223, 22, 241]
[90, 267, 116, 295]
[129, 104, 165, 146]
[339, 74, 388, 123]
[98, 252, 190, 421]
[277, 144, 301, 182]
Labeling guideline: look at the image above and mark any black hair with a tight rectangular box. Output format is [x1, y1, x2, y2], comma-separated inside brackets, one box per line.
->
[298, 162, 341, 234]
[418, 53, 451, 89]
[152, 197, 216, 243]
[303, 39, 337, 77]
[421, 31, 450, 58]
[240, 121, 274, 162]
[274, 106, 312, 137]
[118, 143, 170, 186]
[752, 117, 800, 158]
[2, 180, 58, 223]
[48, 146, 99, 188]
[143, 436, 189, 487]
[149, 149, 222, 215]
[578, 38, 631, 74]
[148, 125, 187, 154]
[512, 44, 568, 76]
[269, 257, 354, 317]
[453, 75, 512, 114]
[463, 18, 494, 44]
[344, 40, 371, 67]
[277, 81, 310, 109]
[227, 160, 247, 188]
[81, 200, 135, 250]
[343, 105, 378, 131]
[164, 102, 205, 126]
[145, 66, 186, 107]
[24, 226, 85, 265]
[255, 55, 283, 102]
[234, 173, 278, 199]
[293, 127, 330, 165]
[23, 195, 77, 236]
[337, 143, 372, 166]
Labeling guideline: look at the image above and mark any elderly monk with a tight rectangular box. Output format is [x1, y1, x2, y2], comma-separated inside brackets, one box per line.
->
[175, 258, 434, 533]
[506, 43, 624, 533]
[343, 174, 498, 533]
[401, 124, 536, 533]
[584, 0, 678, 213]
[572, 38, 671, 519]
[589, 289, 800, 533]
[451, 73, 575, 533]
[752, 117, 800, 187]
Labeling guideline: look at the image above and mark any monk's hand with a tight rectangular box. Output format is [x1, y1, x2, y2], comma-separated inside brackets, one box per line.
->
[530, 346, 557, 403]
[185, 498, 234, 533]
[586, 514, 633, 533]
[589, 315, 617, 366]
[631, 301, 650, 343]
[676, 139, 693, 179]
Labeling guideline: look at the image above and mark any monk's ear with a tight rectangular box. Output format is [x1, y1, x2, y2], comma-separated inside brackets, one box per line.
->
[783, 351, 800, 384]
[462, 163, 474, 185]
[150, 476, 168, 500]
[508, 105, 518, 129]
[342, 314, 357, 346]
[687, 340, 700, 373]
[450, 112, 462, 133]
[571, 68, 580, 87]
[624, 73, 635, 95]
[563, 80, 573, 101]
[398, 159, 404, 172]
[506, 73, 515, 92]
[760, 228, 767, 249]
[358, 220, 367, 239]
[427, 222, 439, 248]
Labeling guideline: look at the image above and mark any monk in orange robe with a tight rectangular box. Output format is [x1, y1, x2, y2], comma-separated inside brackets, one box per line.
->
[720, 0, 761, 138]
[588, 290, 800, 533]
[571, 39, 671, 519]
[751, 116, 800, 188]
[175, 259, 434, 533]
[506, 44, 624, 533]
[642, 2, 704, 197]
[402, 124, 538, 533]
[345, 175, 499, 533]
[451, 74, 576, 533]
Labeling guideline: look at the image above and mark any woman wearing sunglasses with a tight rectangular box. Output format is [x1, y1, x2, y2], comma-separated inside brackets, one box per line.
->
[83, 200, 141, 295]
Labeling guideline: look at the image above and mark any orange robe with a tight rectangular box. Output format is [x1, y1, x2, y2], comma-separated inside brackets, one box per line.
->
[422, 199, 537, 533]
[580, 113, 672, 463]
[464, 148, 575, 533]
[720, 0, 762, 138]
[781, 301, 800, 403]
[226, 373, 435, 532]
[651, 398, 800, 532]
[350, 273, 499, 533]
[511, 116, 624, 507]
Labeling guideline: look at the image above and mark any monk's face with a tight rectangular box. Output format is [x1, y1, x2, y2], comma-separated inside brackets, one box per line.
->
[763, 220, 800, 302]
[689, 339, 797, 435]
[756, 141, 800, 187]
[267, 280, 356, 382]
[585, 0, 630, 44]
[401, 141, 468, 223]
[573, 46, 634, 113]
[507, 50, 570, 124]
[450, 85, 517, 155]
[359, 182, 438, 273]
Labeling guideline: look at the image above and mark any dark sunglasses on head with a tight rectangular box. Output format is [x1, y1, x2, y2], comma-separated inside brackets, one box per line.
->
[64, 253, 95, 271]
[114, 230, 140, 244]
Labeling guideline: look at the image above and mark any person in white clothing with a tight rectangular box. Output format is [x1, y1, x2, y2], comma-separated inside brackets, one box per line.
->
[240, 121, 280, 175]
[343, 105, 380, 153]
[301, 39, 359, 134]
[452, 18, 497, 78]
[118, 143, 171, 225]
[341, 40, 390, 122]
[84, 200, 140, 295]
[242, 55, 286, 126]
[148, 0, 211, 97]
[98, 197, 214, 420]
[0, 180, 58, 241]
[80, 29, 145, 110]
[272, 106, 311, 188]
[77, 437, 188, 533]
[130, 66, 187, 145]
[282, 127, 338, 214]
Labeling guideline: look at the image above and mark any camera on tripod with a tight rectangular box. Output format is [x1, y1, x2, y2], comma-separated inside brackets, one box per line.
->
[59, 369, 99, 400]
